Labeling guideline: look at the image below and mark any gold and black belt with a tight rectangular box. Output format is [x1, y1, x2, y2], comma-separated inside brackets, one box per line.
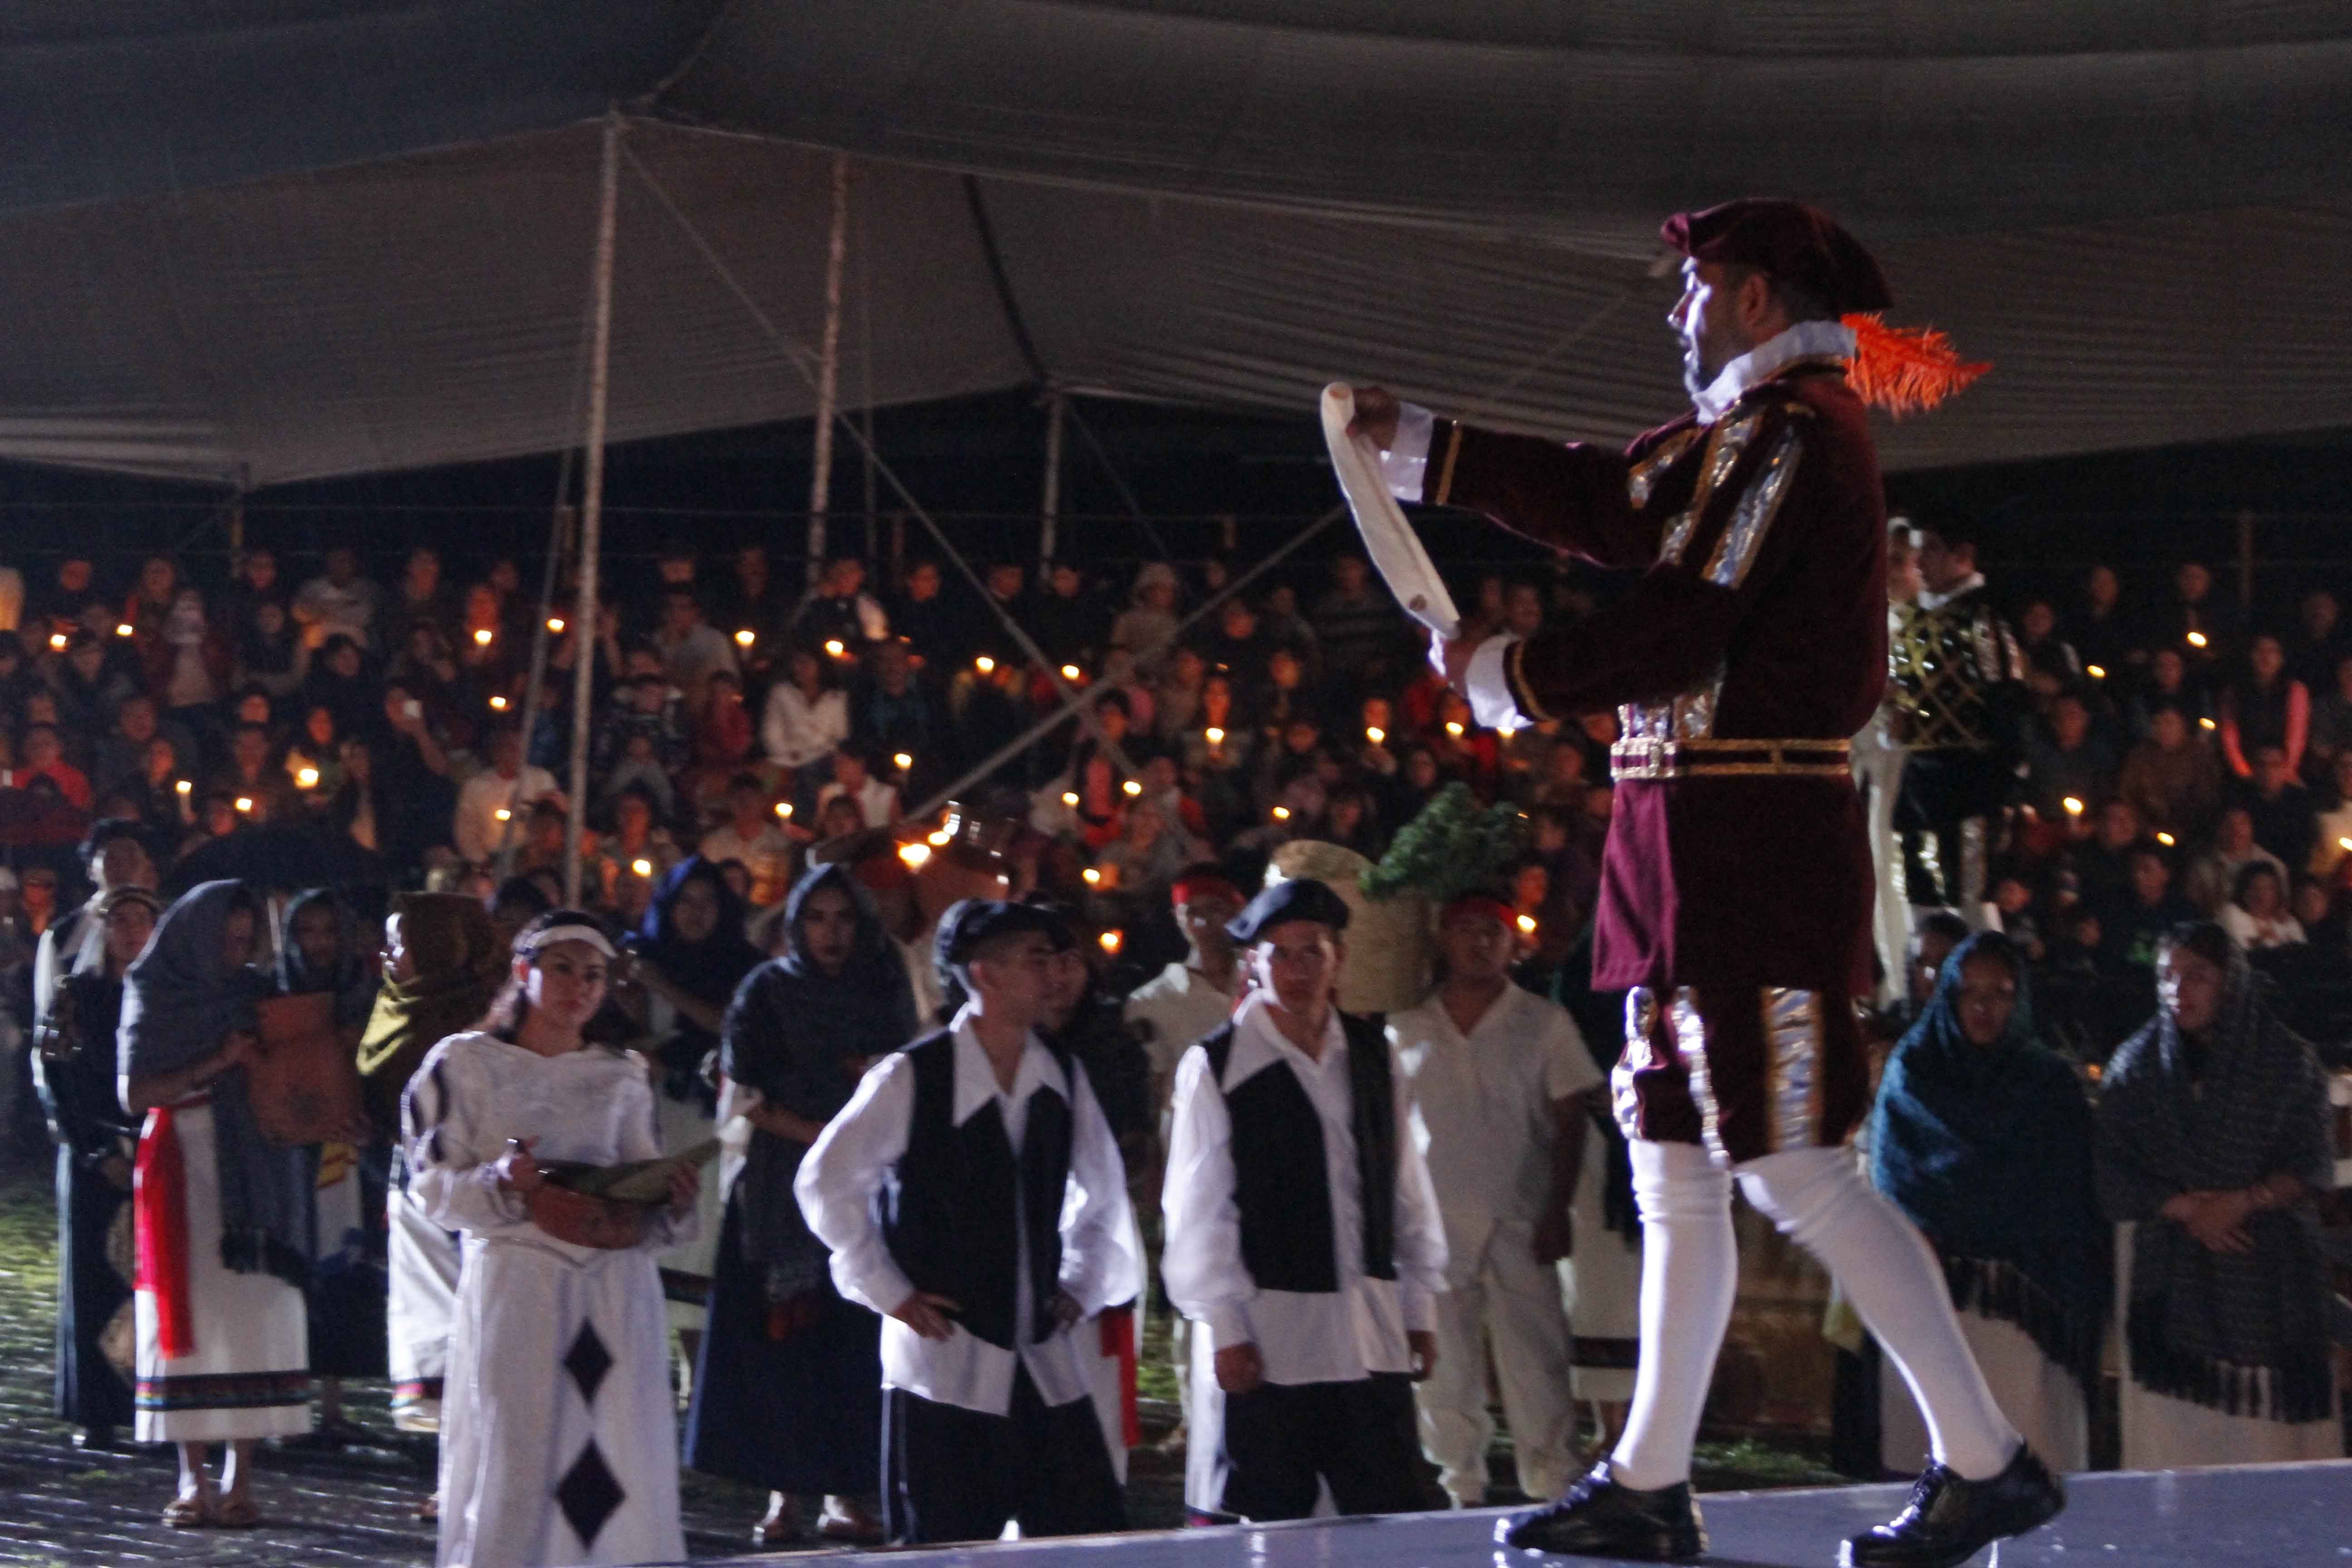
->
[1610, 737, 1852, 782]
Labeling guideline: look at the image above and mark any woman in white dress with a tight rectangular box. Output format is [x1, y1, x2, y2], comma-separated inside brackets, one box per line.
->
[1868, 932, 2108, 1474]
[2097, 921, 2342, 1468]
[407, 910, 700, 1568]
[119, 880, 314, 1528]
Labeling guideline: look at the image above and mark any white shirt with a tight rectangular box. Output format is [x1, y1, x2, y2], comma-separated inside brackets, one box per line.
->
[1161, 992, 1448, 1386]
[1124, 959, 1238, 1100]
[794, 1009, 1142, 1416]
[451, 764, 557, 865]
[1388, 985, 1596, 1277]
[760, 683, 850, 770]
[817, 776, 901, 828]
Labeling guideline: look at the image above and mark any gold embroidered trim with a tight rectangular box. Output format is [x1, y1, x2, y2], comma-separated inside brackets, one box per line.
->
[1763, 988, 1824, 1155]
[1609, 736, 1852, 782]
[1703, 425, 1803, 590]
[1658, 409, 1762, 567]
[1432, 422, 1465, 508]
[1626, 427, 1701, 509]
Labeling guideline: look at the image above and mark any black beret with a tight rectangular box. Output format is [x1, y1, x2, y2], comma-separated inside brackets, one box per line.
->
[1226, 877, 1351, 944]
[935, 897, 1065, 971]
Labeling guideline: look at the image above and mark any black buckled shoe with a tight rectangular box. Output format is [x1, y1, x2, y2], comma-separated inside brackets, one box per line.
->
[1502, 1462, 1706, 1560]
[1842, 1444, 2064, 1568]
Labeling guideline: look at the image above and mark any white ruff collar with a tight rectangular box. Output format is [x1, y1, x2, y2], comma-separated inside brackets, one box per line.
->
[1692, 319, 1857, 426]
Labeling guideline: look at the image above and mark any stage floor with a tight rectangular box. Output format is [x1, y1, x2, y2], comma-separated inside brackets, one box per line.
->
[703, 1460, 2352, 1567]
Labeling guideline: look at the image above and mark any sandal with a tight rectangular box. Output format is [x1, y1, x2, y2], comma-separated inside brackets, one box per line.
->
[214, 1494, 263, 1530]
[751, 1499, 799, 1546]
[162, 1492, 216, 1529]
[815, 1497, 885, 1545]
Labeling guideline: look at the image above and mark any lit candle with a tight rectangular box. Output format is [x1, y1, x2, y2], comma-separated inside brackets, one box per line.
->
[1098, 929, 1123, 955]
[1083, 867, 1102, 886]
[2155, 831, 2175, 846]
[1365, 726, 1385, 745]
[975, 655, 995, 675]
[47, 633, 66, 651]
[2186, 630, 2207, 649]
[1205, 727, 1225, 746]
[927, 828, 952, 847]
[547, 617, 565, 634]
[2062, 797, 2084, 817]
[1516, 914, 1538, 935]
[1273, 805, 1291, 821]
[1498, 720, 1518, 739]
[774, 801, 793, 818]
[893, 752, 913, 772]
[1446, 720, 1465, 737]
[825, 639, 847, 658]
[734, 628, 755, 648]
[2086, 664, 2106, 679]
[473, 627, 494, 646]
[897, 842, 931, 868]
[114, 623, 134, 638]
[296, 767, 319, 789]
[489, 695, 509, 710]
[1122, 779, 1142, 797]
[494, 807, 512, 823]
[234, 796, 255, 814]
[2199, 716, 2217, 731]
[630, 858, 654, 878]
[1061, 664, 1082, 682]
[175, 779, 193, 796]
[1062, 791, 1080, 808]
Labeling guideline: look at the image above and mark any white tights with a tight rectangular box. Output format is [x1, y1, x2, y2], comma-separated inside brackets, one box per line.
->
[1607, 1141, 2019, 1491]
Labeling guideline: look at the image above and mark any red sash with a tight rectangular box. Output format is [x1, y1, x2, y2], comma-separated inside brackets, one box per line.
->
[133, 1100, 200, 1360]
[1098, 1305, 1140, 1448]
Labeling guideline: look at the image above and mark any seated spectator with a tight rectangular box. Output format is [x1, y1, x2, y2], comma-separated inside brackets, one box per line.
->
[2291, 877, 2348, 952]
[50, 632, 132, 756]
[2117, 702, 2224, 841]
[1151, 646, 1207, 744]
[91, 695, 163, 804]
[15, 724, 92, 810]
[689, 668, 755, 805]
[2219, 862, 2305, 951]
[2311, 750, 2352, 881]
[293, 545, 384, 652]
[206, 723, 293, 826]
[2235, 743, 2317, 872]
[1311, 552, 1411, 699]
[2220, 632, 2309, 780]
[1258, 583, 1320, 676]
[699, 772, 796, 908]
[279, 705, 345, 807]
[2304, 653, 2352, 773]
[653, 587, 739, 710]
[2286, 587, 2343, 694]
[886, 558, 959, 668]
[121, 555, 180, 644]
[452, 726, 558, 867]
[1096, 797, 1200, 911]
[2096, 923, 2342, 1468]
[147, 588, 230, 730]
[2127, 647, 2209, 740]
[761, 646, 850, 799]
[1195, 598, 1275, 686]
[382, 546, 460, 658]
[1030, 560, 1107, 669]
[2014, 598, 2083, 693]
[2101, 847, 2192, 971]
[2184, 806, 2289, 916]
[301, 634, 378, 740]
[593, 785, 681, 921]
[850, 640, 942, 786]
[2021, 692, 2115, 822]
[233, 596, 307, 701]
[1110, 562, 1182, 675]
[814, 742, 898, 830]
[2153, 560, 2240, 680]
[791, 555, 890, 657]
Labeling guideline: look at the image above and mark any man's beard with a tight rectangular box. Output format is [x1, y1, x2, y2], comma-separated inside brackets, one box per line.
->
[1679, 332, 1715, 402]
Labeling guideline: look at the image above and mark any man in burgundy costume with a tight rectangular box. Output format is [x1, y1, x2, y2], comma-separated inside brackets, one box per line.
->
[1352, 200, 2062, 1568]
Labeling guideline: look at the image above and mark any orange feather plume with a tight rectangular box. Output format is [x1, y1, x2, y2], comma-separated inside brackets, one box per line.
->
[1839, 313, 1990, 417]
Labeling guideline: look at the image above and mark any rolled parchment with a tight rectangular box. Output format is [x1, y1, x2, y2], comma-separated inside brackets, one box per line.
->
[1319, 383, 1461, 639]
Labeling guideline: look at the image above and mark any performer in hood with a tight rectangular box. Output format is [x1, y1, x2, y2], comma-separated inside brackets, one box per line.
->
[1353, 198, 2058, 1567]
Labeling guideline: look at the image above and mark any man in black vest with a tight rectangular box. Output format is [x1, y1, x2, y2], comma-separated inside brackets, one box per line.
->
[1161, 878, 1450, 1522]
[796, 899, 1141, 1545]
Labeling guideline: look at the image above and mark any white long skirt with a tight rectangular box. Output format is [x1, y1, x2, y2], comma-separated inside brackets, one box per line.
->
[389, 1182, 462, 1432]
[132, 1102, 312, 1444]
[653, 1091, 720, 1338]
[439, 1234, 683, 1568]
[2114, 1222, 2344, 1469]
[1881, 1309, 2088, 1474]
[1560, 1132, 1641, 1404]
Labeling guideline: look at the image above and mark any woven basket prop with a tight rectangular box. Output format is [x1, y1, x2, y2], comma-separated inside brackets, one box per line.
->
[1264, 840, 1431, 1014]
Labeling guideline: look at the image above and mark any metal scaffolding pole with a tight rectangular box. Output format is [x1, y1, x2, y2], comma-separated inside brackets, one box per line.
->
[562, 110, 623, 909]
[805, 153, 849, 582]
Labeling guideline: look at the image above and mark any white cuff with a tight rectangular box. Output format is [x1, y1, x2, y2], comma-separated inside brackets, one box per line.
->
[1401, 1284, 1437, 1336]
[1206, 1300, 1255, 1351]
[1377, 402, 1435, 503]
[1466, 636, 1529, 731]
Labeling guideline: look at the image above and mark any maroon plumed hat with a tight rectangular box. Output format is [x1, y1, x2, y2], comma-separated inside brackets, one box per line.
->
[1660, 199, 1894, 316]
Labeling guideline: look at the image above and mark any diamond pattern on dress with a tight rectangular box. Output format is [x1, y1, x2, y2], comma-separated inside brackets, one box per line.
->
[562, 1321, 612, 1406]
[555, 1438, 626, 1548]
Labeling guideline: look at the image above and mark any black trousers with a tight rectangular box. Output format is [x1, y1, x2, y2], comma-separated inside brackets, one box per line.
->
[882, 1366, 1126, 1545]
[1215, 1373, 1437, 1522]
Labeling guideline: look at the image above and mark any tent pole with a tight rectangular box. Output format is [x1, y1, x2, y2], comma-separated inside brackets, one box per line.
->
[1039, 390, 1066, 570]
[564, 110, 623, 910]
[806, 153, 850, 583]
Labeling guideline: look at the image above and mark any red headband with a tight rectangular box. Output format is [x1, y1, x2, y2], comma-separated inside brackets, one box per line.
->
[1441, 893, 1517, 928]
[1171, 872, 1244, 909]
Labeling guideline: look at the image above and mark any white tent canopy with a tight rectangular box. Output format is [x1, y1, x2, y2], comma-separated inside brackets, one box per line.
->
[5, 2, 2351, 486]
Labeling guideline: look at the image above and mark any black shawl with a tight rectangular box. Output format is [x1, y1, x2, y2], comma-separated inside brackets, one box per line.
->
[2096, 936, 2337, 1422]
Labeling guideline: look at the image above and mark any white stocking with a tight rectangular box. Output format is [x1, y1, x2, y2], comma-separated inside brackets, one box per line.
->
[1607, 1140, 1737, 1490]
[1737, 1147, 2019, 1480]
